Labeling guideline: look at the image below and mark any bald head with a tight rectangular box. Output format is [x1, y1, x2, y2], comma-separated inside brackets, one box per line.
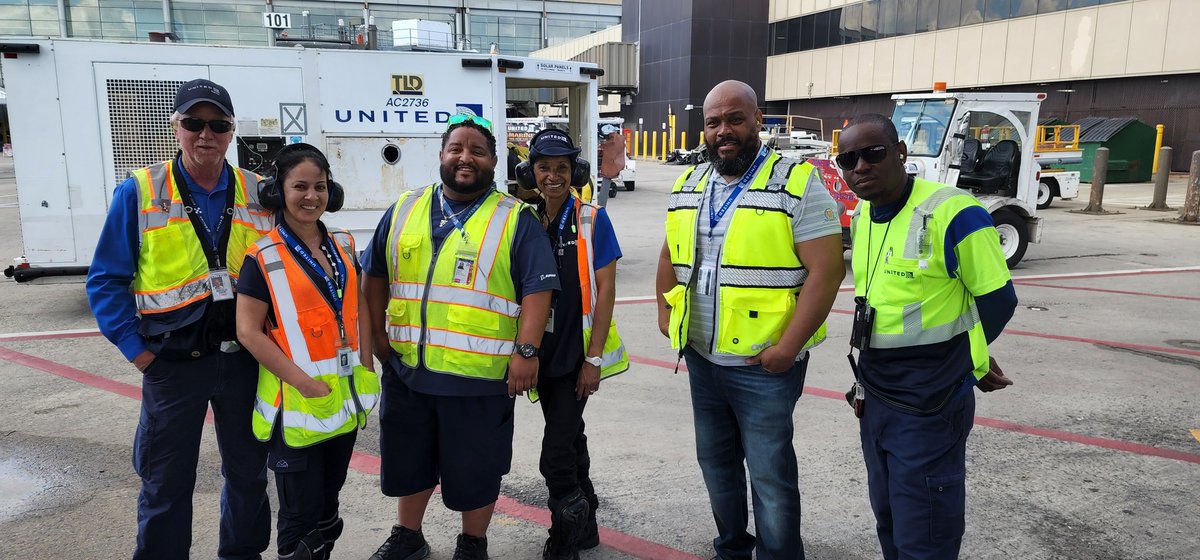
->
[702, 80, 763, 178]
[703, 80, 758, 118]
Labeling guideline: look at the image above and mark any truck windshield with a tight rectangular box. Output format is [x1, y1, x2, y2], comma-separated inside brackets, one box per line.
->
[891, 99, 957, 157]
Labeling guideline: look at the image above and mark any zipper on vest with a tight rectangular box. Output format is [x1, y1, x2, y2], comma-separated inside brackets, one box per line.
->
[417, 228, 441, 369]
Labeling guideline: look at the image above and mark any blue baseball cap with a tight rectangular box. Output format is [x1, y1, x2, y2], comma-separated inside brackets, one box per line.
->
[174, 79, 235, 116]
[529, 129, 581, 160]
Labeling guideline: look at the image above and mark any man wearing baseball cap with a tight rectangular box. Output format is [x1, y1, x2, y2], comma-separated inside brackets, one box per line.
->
[87, 78, 274, 559]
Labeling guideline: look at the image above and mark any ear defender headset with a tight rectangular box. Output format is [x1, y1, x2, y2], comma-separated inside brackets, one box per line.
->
[257, 142, 345, 212]
[514, 128, 591, 191]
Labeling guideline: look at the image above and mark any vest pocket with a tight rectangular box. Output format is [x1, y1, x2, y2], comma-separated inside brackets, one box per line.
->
[142, 226, 192, 282]
[442, 307, 505, 371]
[297, 306, 338, 362]
[301, 382, 344, 419]
[872, 258, 925, 309]
[716, 290, 794, 356]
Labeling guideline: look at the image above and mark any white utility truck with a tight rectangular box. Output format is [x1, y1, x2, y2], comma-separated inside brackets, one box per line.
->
[1, 38, 601, 282]
[889, 91, 1081, 268]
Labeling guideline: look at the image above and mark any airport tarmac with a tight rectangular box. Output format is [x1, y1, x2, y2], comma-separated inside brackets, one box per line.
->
[1, 155, 1198, 559]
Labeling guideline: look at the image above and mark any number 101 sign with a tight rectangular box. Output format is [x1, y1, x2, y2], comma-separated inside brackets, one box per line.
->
[263, 12, 292, 29]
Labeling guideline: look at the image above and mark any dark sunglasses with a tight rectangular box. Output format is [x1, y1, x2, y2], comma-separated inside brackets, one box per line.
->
[179, 117, 234, 134]
[834, 144, 894, 171]
[447, 113, 493, 130]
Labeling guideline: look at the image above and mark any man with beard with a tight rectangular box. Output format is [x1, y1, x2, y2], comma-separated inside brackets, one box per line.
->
[837, 114, 1015, 560]
[362, 115, 558, 560]
[655, 80, 845, 559]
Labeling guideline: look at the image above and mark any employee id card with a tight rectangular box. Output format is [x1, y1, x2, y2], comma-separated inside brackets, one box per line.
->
[697, 266, 715, 296]
[337, 346, 353, 377]
[545, 308, 555, 333]
[452, 241, 479, 286]
[209, 268, 234, 301]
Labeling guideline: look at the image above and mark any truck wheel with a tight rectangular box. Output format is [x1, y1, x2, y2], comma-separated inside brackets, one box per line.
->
[1037, 180, 1056, 209]
[992, 208, 1029, 269]
[624, 181, 635, 191]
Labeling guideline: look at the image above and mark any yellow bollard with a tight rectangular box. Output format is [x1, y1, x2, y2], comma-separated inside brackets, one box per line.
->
[651, 131, 657, 160]
[700, 131, 705, 147]
[661, 133, 668, 161]
[681, 131, 688, 151]
[642, 131, 648, 158]
[1153, 124, 1165, 174]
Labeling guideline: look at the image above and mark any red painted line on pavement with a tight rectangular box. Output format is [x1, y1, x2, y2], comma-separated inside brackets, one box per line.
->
[0, 344, 703, 560]
[1013, 282, 1200, 302]
[616, 297, 657, 305]
[1004, 329, 1200, 357]
[625, 352, 1200, 465]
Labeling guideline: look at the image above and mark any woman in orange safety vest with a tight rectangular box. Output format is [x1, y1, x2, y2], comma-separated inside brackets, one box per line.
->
[235, 143, 379, 560]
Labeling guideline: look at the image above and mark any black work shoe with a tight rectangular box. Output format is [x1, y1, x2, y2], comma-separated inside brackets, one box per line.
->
[542, 532, 580, 560]
[452, 533, 488, 560]
[369, 525, 430, 560]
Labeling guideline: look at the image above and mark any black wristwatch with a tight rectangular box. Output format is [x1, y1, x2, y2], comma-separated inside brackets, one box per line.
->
[514, 343, 539, 359]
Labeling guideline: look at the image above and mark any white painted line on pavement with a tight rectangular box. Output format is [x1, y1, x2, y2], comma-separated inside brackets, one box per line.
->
[0, 327, 101, 340]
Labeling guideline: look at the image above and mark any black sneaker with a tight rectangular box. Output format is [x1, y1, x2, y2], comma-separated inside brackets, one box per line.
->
[542, 531, 580, 560]
[452, 533, 488, 560]
[369, 525, 430, 560]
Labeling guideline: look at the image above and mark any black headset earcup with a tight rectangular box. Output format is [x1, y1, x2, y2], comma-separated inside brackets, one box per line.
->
[515, 160, 535, 190]
[258, 178, 281, 211]
[326, 181, 345, 212]
[572, 158, 591, 188]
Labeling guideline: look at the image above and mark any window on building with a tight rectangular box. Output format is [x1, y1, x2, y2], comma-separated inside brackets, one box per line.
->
[1068, 0, 1099, 7]
[939, 0, 962, 29]
[814, 9, 835, 49]
[916, 0, 939, 33]
[985, 0, 1012, 21]
[862, 0, 880, 41]
[1014, 0, 1039, 16]
[787, 17, 802, 53]
[800, 14, 816, 51]
[1038, 0, 1066, 13]
[879, 0, 899, 38]
[841, 4, 860, 45]
[896, 0, 918, 35]
[961, 0, 984, 25]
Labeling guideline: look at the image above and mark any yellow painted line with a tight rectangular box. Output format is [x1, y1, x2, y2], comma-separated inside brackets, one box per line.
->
[1191, 429, 1200, 445]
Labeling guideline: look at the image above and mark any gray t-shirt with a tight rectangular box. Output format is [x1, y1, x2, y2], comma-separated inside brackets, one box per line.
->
[686, 162, 841, 366]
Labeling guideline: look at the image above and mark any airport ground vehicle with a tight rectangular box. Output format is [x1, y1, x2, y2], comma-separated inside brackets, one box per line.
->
[0, 38, 601, 282]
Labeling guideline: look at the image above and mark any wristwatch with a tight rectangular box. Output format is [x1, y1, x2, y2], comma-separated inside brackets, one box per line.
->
[514, 343, 539, 359]
[584, 355, 603, 367]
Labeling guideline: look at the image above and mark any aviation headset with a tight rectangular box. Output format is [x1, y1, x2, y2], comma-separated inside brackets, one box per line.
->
[514, 128, 591, 191]
[258, 142, 345, 212]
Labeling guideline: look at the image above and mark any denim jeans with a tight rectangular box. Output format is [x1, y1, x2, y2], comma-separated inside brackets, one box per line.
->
[684, 346, 808, 560]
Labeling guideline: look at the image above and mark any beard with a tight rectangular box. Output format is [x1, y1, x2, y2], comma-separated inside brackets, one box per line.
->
[439, 163, 495, 197]
[707, 137, 761, 178]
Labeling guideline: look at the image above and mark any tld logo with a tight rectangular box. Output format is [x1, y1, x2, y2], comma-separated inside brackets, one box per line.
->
[391, 74, 424, 95]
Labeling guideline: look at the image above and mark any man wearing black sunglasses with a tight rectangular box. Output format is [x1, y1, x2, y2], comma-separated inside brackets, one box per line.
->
[655, 80, 845, 560]
[838, 114, 1017, 560]
[86, 78, 273, 560]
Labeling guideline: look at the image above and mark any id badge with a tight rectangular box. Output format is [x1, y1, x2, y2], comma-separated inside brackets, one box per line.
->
[337, 346, 353, 377]
[545, 308, 555, 333]
[209, 268, 234, 301]
[697, 266, 715, 296]
[452, 242, 478, 286]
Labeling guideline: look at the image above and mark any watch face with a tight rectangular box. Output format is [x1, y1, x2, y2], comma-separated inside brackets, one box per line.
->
[516, 343, 538, 358]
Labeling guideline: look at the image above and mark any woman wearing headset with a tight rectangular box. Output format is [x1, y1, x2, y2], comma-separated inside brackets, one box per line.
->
[519, 129, 629, 560]
[235, 143, 380, 560]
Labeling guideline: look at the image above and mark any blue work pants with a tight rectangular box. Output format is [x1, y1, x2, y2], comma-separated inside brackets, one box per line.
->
[860, 389, 975, 560]
[684, 346, 808, 560]
[132, 349, 271, 560]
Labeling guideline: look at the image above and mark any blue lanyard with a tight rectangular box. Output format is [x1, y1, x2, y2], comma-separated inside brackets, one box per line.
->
[438, 185, 491, 239]
[708, 146, 769, 237]
[554, 196, 574, 243]
[276, 224, 348, 338]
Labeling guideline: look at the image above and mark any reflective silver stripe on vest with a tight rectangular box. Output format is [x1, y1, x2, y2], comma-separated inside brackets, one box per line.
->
[718, 266, 807, 289]
[471, 194, 520, 291]
[389, 282, 521, 317]
[139, 163, 173, 232]
[681, 164, 711, 192]
[904, 185, 969, 259]
[258, 241, 360, 378]
[253, 395, 358, 435]
[870, 299, 980, 349]
[135, 275, 211, 311]
[668, 191, 705, 209]
[426, 327, 514, 356]
[330, 229, 358, 269]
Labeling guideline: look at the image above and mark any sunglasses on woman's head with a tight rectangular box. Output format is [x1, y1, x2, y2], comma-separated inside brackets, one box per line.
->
[835, 144, 894, 171]
[179, 117, 234, 134]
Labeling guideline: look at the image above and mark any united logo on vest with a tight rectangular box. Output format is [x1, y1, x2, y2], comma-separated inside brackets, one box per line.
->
[248, 227, 381, 447]
[662, 153, 827, 357]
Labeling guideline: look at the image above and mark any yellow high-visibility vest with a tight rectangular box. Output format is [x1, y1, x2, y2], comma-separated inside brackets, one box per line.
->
[131, 159, 272, 315]
[662, 152, 827, 356]
[384, 186, 526, 380]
